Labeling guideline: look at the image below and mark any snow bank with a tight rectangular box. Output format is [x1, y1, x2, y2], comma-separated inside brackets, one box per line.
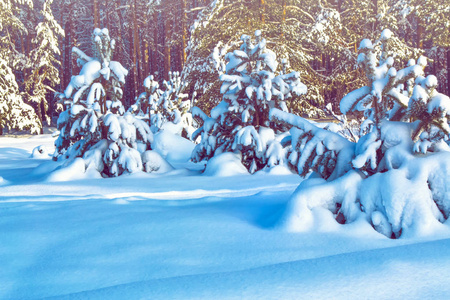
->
[274, 171, 363, 232]
[46, 158, 101, 182]
[276, 151, 450, 238]
[3, 135, 450, 299]
[203, 153, 249, 177]
[152, 130, 195, 162]
[142, 150, 174, 174]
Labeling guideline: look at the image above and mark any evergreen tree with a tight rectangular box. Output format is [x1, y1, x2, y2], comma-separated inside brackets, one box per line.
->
[131, 71, 196, 137]
[23, 0, 64, 132]
[270, 31, 450, 237]
[192, 30, 307, 173]
[0, 0, 41, 134]
[54, 28, 154, 177]
[182, 0, 319, 116]
[0, 53, 41, 135]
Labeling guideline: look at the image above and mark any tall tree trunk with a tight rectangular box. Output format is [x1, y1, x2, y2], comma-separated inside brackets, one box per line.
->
[164, 46, 171, 80]
[417, 20, 424, 49]
[64, 18, 72, 90]
[105, 3, 110, 33]
[163, 7, 171, 80]
[372, 0, 378, 32]
[260, 0, 265, 24]
[20, 35, 25, 55]
[131, 0, 140, 98]
[152, 10, 159, 76]
[180, 0, 187, 69]
[115, 0, 124, 67]
[144, 42, 150, 77]
[93, 0, 99, 28]
[59, 6, 64, 92]
[281, 0, 286, 37]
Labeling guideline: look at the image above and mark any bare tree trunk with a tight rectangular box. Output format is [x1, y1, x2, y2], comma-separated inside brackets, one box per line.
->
[20, 35, 25, 55]
[180, 0, 187, 68]
[64, 18, 72, 90]
[372, 0, 378, 32]
[281, 0, 286, 37]
[164, 46, 171, 80]
[105, 3, 110, 33]
[417, 20, 424, 49]
[115, 0, 124, 66]
[152, 10, 158, 76]
[260, 0, 265, 24]
[59, 4, 65, 92]
[131, 0, 140, 98]
[163, 7, 171, 80]
[94, 0, 99, 28]
[144, 42, 150, 77]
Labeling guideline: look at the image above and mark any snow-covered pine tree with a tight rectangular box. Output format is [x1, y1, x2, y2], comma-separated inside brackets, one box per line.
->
[53, 28, 154, 177]
[130, 71, 196, 138]
[339, 29, 449, 169]
[192, 30, 307, 173]
[23, 0, 64, 133]
[270, 30, 450, 238]
[182, 0, 324, 119]
[0, 0, 41, 135]
[0, 54, 41, 135]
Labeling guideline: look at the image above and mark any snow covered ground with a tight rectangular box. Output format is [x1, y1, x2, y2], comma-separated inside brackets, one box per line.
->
[1, 134, 450, 299]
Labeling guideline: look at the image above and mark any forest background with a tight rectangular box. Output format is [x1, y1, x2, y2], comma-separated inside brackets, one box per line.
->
[1, 0, 449, 135]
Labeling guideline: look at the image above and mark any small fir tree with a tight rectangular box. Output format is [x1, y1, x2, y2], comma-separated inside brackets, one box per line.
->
[192, 30, 307, 173]
[53, 28, 154, 177]
[270, 30, 450, 238]
[130, 71, 196, 138]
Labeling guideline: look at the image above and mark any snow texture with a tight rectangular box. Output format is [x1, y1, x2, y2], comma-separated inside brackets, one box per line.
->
[2, 134, 450, 299]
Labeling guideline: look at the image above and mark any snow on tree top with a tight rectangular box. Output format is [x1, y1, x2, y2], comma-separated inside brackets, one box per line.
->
[427, 93, 450, 116]
[380, 29, 393, 40]
[359, 39, 373, 50]
[417, 56, 427, 67]
[427, 75, 438, 89]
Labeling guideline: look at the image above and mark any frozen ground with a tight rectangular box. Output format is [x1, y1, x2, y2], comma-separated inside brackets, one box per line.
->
[1, 134, 450, 299]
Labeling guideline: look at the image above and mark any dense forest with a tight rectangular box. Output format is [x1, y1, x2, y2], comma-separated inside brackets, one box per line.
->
[0, 0, 449, 135]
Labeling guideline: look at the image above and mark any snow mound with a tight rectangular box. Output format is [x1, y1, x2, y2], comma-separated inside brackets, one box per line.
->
[203, 153, 249, 177]
[152, 130, 195, 162]
[275, 152, 450, 238]
[142, 150, 174, 174]
[46, 158, 101, 182]
[30, 161, 63, 176]
[274, 171, 363, 232]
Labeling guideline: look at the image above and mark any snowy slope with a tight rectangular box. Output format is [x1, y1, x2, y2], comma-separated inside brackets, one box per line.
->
[1, 134, 450, 299]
